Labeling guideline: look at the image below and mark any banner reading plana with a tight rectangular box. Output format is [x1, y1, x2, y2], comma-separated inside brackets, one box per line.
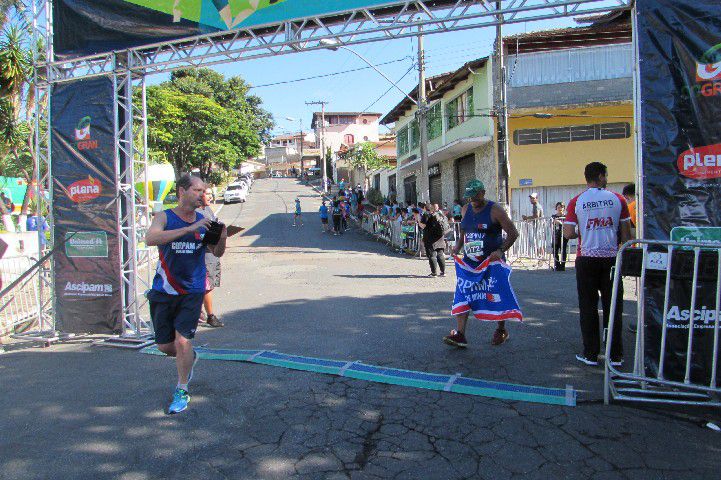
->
[53, 0, 410, 59]
[637, 0, 721, 383]
[51, 77, 123, 334]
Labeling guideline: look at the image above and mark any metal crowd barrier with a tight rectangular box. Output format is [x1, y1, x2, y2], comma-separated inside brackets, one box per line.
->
[0, 255, 54, 347]
[604, 239, 721, 407]
[358, 212, 422, 256]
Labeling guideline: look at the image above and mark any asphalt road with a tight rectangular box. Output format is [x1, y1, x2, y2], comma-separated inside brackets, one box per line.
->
[1, 178, 719, 479]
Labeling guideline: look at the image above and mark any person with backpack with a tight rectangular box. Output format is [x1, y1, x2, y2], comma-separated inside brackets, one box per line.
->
[416, 203, 450, 277]
[331, 199, 343, 236]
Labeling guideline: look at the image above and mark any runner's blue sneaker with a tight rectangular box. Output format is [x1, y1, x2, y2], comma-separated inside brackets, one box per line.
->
[168, 388, 190, 414]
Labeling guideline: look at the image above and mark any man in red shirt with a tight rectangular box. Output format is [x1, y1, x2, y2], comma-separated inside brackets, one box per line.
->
[564, 162, 632, 366]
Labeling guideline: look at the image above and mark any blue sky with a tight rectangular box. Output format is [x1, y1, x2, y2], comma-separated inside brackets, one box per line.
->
[147, 7, 615, 136]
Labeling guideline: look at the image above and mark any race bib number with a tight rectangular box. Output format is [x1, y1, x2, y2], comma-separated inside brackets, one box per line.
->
[464, 240, 484, 261]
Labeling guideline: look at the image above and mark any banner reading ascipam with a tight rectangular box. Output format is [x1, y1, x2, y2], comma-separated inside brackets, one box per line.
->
[51, 77, 123, 334]
[637, 0, 721, 383]
[53, 0, 408, 58]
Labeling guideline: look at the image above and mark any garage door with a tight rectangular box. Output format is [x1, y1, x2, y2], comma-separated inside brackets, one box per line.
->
[404, 175, 417, 204]
[455, 154, 476, 201]
[429, 173, 442, 206]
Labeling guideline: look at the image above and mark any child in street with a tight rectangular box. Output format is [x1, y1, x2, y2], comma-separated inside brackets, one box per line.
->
[293, 198, 303, 227]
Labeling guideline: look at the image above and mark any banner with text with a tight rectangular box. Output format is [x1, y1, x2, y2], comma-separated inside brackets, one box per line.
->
[53, 0, 416, 58]
[638, 0, 721, 383]
[51, 77, 122, 334]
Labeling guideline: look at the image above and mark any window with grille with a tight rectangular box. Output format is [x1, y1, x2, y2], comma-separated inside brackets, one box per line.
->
[513, 122, 631, 145]
[344, 134, 355, 145]
[428, 102, 442, 140]
[410, 120, 420, 149]
[397, 125, 409, 156]
[446, 87, 474, 131]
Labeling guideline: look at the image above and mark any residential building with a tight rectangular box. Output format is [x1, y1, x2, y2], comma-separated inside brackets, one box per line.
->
[381, 58, 496, 206]
[265, 131, 316, 168]
[504, 9, 635, 219]
[311, 112, 382, 182]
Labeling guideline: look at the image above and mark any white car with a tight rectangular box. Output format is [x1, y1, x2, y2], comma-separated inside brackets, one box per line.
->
[223, 182, 248, 203]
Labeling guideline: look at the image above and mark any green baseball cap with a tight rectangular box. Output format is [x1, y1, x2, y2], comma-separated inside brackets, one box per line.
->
[463, 179, 485, 198]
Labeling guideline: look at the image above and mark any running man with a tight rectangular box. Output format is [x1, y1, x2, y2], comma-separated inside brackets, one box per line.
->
[293, 198, 303, 227]
[145, 174, 227, 414]
[444, 180, 519, 347]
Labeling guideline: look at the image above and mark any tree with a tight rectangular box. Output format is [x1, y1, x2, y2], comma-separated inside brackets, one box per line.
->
[343, 142, 391, 188]
[145, 70, 272, 180]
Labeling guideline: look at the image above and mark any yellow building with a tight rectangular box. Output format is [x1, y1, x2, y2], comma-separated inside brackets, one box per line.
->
[504, 10, 636, 219]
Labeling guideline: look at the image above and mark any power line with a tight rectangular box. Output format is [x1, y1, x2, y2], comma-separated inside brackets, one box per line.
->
[248, 57, 413, 89]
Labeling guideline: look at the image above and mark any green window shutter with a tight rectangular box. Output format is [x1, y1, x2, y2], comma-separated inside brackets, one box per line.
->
[428, 103, 441, 140]
[397, 125, 409, 156]
[410, 120, 420, 149]
[447, 98, 457, 130]
[466, 88, 474, 120]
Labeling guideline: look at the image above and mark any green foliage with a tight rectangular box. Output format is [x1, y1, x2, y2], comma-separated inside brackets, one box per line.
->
[343, 142, 391, 171]
[144, 68, 274, 179]
[366, 188, 384, 206]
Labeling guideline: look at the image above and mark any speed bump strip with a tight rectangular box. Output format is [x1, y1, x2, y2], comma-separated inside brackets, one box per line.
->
[141, 346, 576, 406]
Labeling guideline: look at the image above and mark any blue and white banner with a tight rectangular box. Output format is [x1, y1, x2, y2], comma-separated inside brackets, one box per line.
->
[451, 256, 523, 322]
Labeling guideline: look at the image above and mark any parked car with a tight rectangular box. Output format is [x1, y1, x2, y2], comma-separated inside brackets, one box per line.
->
[223, 182, 248, 203]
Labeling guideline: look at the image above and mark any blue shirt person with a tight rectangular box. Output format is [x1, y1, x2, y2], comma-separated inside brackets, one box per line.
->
[27, 215, 50, 247]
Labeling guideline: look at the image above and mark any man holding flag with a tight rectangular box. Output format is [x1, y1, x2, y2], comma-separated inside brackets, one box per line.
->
[444, 180, 520, 348]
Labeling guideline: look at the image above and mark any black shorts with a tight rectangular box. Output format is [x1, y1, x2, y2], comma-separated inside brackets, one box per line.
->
[321, 217, 328, 224]
[148, 290, 204, 344]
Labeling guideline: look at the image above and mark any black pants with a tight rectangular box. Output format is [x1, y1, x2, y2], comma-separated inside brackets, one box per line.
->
[425, 244, 445, 275]
[332, 215, 342, 233]
[575, 256, 623, 360]
[553, 231, 569, 269]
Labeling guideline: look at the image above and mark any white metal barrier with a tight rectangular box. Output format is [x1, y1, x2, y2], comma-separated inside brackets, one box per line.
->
[358, 212, 422, 255]
[0, 255, 52, 343]
[604, 239, 721, 407]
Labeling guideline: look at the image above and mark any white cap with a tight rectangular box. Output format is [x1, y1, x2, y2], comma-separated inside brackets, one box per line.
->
[529, 192, 539, 199]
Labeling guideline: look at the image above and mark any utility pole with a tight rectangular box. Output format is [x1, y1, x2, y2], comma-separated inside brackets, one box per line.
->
[306, 100, 329, 193]
[495, 1, 510, 206]
[417, 24, 429, 204]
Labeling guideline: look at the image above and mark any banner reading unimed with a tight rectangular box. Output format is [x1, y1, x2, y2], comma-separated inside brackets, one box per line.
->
[51, 77, 122, 334]
[638, 0, 721, 383]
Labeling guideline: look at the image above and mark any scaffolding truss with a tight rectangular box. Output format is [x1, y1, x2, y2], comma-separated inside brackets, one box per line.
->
[30, 0, 631, 342]
[44, 0, 632, 83]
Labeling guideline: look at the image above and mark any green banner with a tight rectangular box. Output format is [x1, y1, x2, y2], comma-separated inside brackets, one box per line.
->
[65, 231, 109, 258]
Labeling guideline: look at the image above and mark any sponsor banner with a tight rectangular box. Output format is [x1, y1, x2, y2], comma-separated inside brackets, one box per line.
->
[65, 231, 109, 258]
[51, 77, 122, 334]
[637, 0, 721, 382]
[53, 0, 412, 59]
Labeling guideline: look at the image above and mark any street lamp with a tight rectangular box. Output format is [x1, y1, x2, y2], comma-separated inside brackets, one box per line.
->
[319, 39, 417, 106]
[320, 38, 428, 203]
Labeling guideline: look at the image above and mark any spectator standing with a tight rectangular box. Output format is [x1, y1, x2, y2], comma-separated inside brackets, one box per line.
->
[443, 180, 519, 348]
[417, 204, 450, 277]
[1, 192, 14, 213]
[26, 214, 50, 249]
[523, 193, 544, 256]
[145, 174, 227, 414]
[622, 184, 637, 233]
[551, 202, 569, 271]
[452, 200, 462, 222]
[331, 200, 343, 235]
[564, 162, 632, 367]
[197, 187, 224, 328]
[319, 201, 330, 233]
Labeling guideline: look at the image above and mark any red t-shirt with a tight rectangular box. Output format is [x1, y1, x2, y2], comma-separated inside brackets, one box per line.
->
[565, 188, 630, 258]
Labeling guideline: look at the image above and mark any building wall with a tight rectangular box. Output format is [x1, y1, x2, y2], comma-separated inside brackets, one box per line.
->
[474, 141, 498, 202]
[395, 65, 494, 163]
[508, 104, 635, 189]
[316, 114, 381, 155]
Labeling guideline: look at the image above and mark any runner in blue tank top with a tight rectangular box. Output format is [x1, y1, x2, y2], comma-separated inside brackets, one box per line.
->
[444, 179, 519, 348]
[146, 174, 227, 414]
